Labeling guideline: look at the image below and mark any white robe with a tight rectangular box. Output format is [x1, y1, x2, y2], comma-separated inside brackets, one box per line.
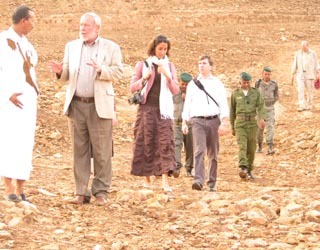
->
[0, 27, 38, 180]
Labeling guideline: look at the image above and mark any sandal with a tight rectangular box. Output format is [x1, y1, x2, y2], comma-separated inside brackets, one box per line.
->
[7, 194, 20, 202]
[142, 183, 152, 188]
[162, 187, 173, 193]
[162, 187, 174, 199]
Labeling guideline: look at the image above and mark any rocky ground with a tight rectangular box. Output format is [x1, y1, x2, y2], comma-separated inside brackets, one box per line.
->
[0, 0, 320, 249]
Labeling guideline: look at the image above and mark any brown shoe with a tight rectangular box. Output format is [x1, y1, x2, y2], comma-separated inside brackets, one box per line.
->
[69, 195, 91, 205]
[95, 196, 107, 206]
[172, 170, 180, 178]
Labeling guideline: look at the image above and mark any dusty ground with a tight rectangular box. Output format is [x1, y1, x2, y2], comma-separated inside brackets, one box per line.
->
[0, 0, 320, 249]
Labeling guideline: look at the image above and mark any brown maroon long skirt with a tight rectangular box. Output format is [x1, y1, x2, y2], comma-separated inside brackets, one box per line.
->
[131, 103, 176, 176]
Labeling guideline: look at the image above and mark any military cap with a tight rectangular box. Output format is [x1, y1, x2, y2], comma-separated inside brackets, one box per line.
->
[240, 72, 252, 81]
[263, 66, 272, 72]
[180, 72, 192, 83]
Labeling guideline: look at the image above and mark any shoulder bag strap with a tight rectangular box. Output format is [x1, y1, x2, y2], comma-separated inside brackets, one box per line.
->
[193, 77, 219, 107]
[137, 60, 149, 94]
[14, 40, 39, 95]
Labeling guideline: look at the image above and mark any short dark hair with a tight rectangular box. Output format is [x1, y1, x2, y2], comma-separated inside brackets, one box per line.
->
[147, 35, 171, 57]
[199, 55, 214, 66]
[12, 6, 32, 24]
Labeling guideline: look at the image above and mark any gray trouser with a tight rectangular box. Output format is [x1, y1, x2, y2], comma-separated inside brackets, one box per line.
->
[68, 100, 113, 198]
[297, 77, 313, 109]
[191, 117, 220, 188]
[257, 108, 275, 145]
[174, 124, 193, 171]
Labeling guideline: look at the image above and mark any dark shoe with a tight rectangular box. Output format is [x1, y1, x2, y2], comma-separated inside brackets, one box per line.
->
[266, 144, 275, 155]
[247, 171, 254, 180]
[83, 196, 91, 204]
[192, 182, 202, 191]
[209, 187, 216, 192]
[69, 195, 91, 205]
[186, 170, 193, 177]
[18, 193, 29, 202]
[7, 194, 20, 202]
[257, 144, 262, 153]
[266, 149, 274, 155]
[95, 196, 107, 206]
[239, 166, 248, 179]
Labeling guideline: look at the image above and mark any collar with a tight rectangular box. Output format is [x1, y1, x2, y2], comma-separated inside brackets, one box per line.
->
[197, 74, 214, 81]
[262, 80, 271, 85]
[8, 26, 25, 43]
[83, 36, 100, 46]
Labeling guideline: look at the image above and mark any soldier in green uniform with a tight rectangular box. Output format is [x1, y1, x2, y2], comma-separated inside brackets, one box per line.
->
[255, 66, 279, 155]
[230, 72, 266, 179]
[173, 73, 194, 177]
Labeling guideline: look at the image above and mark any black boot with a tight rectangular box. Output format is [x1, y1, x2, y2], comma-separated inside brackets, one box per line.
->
[257, 143, 262, 153]
[186, 169, 193, 177]
[247, 170, 254, 180]
[266, 143, 274, 155]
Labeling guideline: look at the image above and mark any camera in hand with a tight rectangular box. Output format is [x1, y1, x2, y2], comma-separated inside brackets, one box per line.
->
[128, 92, 144, 105]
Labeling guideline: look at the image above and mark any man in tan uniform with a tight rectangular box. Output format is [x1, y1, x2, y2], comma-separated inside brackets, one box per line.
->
[255, 66, 279, 154]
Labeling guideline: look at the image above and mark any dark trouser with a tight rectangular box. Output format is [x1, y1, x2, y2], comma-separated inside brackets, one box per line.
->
[68, 100, 113, 199]
[191, 117, 220, 188]
[174, 124, 193, 172]
[236, 124, 257, 171]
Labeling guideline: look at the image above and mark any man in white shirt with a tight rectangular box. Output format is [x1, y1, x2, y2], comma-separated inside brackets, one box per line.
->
[0, 6, 38, 202]
[182, 55, 229, 192]
[291, 40, 319, 111]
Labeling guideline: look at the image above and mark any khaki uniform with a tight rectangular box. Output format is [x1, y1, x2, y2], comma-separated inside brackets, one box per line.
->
[173, 92, 193, 172]
[230, 87, 266, 171]
[255, 79, 279, 146]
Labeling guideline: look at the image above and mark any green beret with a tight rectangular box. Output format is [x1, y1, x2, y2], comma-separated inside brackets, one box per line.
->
[263, 66, 272, 72]
[180, 72, 192, 83]
[240, 72, 252, 81]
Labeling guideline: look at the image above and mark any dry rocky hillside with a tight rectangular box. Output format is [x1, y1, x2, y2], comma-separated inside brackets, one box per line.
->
[0, 0, 320, 249]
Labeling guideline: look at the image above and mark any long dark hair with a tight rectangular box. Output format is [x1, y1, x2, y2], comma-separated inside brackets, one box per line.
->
[146, 35, 171, 57]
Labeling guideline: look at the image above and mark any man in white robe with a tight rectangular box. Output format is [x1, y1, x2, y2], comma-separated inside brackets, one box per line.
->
[0, 6, 39, 202]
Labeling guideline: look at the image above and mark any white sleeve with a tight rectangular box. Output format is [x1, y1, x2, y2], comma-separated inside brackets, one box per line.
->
[0, 33, 15, 106]
[182, 81, 193, 121]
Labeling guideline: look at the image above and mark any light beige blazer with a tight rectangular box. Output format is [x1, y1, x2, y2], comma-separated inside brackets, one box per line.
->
[291, 49, 318, 80]
[60, 37, 123, 119]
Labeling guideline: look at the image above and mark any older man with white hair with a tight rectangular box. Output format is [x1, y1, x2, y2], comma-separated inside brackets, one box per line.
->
[291, 40, 319, 111]
[49, 12, 123, 206]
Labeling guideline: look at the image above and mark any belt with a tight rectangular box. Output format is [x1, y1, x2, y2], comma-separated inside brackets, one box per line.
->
[194, 115, 218, 120]
[73, 96, 95, 103]
[265, 100, 274, 107]
[236, 115, 256, 121]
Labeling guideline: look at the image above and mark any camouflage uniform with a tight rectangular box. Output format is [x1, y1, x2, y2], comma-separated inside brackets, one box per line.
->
[173, 92, 193, 174]
[255, 79, 279, 154]
[230, 87, 266, 172]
